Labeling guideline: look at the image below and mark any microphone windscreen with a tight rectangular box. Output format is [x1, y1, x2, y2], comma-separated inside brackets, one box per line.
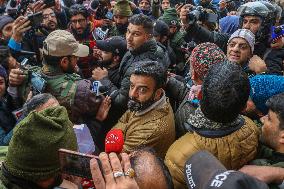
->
[105, 129, 124, 153]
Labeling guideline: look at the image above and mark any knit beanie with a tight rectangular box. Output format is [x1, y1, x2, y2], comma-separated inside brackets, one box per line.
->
[159, 8, 180, 27]
[113, 0, 133, 17]
[250, 75, 284, 114]
[0, 65, 7, 81]
[0, 15, 14, 31]
[228, 29, 255, 53]
[4, 106, 78, 182]
[189, 42, 227, 81]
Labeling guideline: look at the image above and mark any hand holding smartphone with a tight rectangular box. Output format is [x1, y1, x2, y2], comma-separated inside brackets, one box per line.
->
[58, 149, 101, 179]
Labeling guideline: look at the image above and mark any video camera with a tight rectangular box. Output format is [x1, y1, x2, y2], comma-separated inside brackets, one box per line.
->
[187, 6, 218, 24]
[7, 0, 55, 18]
[20, 58, 47, 95]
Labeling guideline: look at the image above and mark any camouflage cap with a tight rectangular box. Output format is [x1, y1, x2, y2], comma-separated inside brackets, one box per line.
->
[43, 30, 89, 57]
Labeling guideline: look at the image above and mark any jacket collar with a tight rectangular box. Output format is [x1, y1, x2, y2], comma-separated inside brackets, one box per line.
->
[130, 39, 157, 55]
[135, 91, 166, 116]
[187, 107, 244, 130]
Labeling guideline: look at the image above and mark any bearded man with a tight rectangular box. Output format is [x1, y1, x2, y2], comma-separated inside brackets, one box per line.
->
[112, 61, 175, 159]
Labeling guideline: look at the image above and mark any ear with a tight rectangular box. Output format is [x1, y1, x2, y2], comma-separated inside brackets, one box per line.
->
[279, 131, 284, 145]
[59, 57, 69, 69]
[154, 88, 163, 100]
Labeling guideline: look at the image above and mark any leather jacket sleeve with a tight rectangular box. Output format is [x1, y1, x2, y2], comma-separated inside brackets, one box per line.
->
[72, 79, 103, 119]
[186, 22, 230, 53]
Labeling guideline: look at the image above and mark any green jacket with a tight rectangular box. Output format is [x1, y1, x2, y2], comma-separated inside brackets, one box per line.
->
[18, 65, 102, 124]
[169, 31, 186, 74]
[108, 25, 126, 38]
[251, 145, 284, 189]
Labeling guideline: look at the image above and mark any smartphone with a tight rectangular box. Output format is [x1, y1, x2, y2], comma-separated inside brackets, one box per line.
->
[43, 0, 56, 8]
[58, 149, 100, 179]
[28, 12, 43, 28]
[105, 11, 113, 20]
[30, 72, 47, 93]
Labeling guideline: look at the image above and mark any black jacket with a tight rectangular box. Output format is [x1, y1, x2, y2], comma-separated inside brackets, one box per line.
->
[103, 39, 171, 120]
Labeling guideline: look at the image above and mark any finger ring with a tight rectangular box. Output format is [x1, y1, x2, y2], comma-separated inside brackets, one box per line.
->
[125, 168, 135, 178]
[113, 171, 124, 178]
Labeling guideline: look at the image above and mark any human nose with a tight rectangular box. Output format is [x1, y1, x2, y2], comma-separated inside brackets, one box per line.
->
[129, 88, 138, 98]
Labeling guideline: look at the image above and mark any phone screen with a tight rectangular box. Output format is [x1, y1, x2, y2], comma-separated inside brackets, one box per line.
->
[58, 149, 99, 179]
[28, 12, 43, 28]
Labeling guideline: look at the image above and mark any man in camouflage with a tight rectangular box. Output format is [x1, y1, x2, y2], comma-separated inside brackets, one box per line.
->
[8, 30, 109, 131]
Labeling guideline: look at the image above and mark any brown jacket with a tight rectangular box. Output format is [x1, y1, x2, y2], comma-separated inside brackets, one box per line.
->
[113, 97, 175, 158]
[165, 116, 260, 189]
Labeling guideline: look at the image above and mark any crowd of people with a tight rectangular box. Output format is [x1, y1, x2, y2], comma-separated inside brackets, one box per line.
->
[0, 0, 284, 188]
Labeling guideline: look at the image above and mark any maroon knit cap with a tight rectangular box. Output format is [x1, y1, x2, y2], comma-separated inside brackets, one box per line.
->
[190, 42, 227, 81]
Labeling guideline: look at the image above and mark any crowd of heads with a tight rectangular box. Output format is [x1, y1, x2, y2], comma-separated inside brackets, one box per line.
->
[0, 0, 283, 188]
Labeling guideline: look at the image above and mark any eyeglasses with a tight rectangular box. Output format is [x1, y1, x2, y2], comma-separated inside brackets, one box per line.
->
[70, 19, 86, 25]
[43, 12, 56, 19]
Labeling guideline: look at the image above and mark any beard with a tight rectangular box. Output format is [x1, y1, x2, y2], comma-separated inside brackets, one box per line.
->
[97, 59, 113, 68]
[116, 22, 128, 34]
[45, 21, 58, 31]
[127, 95, 156, 112]
[71, 24, 90, 40]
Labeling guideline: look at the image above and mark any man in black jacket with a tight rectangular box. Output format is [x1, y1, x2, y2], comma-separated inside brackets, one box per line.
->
[98, 14, 171, 123]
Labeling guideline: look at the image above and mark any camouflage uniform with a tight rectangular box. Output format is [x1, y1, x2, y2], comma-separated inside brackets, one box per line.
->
[19, 64, 102, 124]
[108, 25, 126, 38]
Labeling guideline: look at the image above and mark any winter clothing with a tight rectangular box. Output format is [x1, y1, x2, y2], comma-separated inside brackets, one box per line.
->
[113, 0, 133, 17]
[103, 39, 171, 122]
[228, 29, 255, 53]
[69, 22, 98, 78]
[153, 20, 169, 37]
[264, 48, 284, 75]
[113, 94, 175, 158]
[219, 15, 240, 35]
[159, 8, 180, 26]
[165, 116, 260, 189]
[190, 42, 227, 80]
[3, 106, 77, 182]
[0, 65, 7, 81]
[249, 75, 284, 114]
[169, 31, 187, 75]
[0, 16, 13, 31]
[0, 97, 15, 146]
[252, 145, 284, 189]
[96, 36, 127, 59]
[174, 94, 197, 138]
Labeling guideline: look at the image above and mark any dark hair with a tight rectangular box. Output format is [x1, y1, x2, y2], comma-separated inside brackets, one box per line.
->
[22, 93, 56, 117]
[43, 54, 67, 66]
[133, 61, 166, 89]
[200, 61, 250, 123]
[130, 147, 174, 189]
[128, 14, 154, 35]
[266, 93, 284, 130]
[69, 4, 89, 19]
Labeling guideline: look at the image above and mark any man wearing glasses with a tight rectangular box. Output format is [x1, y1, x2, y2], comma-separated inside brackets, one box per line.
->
[68, 4, 100, 78]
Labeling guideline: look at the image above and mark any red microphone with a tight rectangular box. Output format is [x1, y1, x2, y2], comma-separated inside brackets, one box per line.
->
[105, 129, 124, 153]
